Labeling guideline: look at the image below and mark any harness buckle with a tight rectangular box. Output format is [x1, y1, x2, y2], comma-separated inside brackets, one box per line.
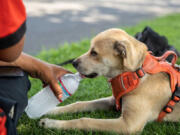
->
[163, 105, 173, 113]
[172, 96, 180, 103]
[172, 85, 180, 102]
[136, 68, 145, 78]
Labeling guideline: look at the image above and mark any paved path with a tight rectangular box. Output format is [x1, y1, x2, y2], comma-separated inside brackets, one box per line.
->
[23, 0, 180, 55]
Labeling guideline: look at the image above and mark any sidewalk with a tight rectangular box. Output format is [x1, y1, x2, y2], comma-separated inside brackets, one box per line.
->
[23, 0, 180, 55]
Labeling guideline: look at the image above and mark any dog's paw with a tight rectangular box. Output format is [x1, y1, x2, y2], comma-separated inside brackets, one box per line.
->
[39, 118, 55, 128]
[39, 118, 65, 129]
[39, 118, 48, 128]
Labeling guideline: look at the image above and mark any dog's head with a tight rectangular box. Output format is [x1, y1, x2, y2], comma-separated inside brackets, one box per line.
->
[73, 28, 148, 78]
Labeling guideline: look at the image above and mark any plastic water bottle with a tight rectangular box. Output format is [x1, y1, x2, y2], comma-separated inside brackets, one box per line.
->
[25, 72, 82, 119]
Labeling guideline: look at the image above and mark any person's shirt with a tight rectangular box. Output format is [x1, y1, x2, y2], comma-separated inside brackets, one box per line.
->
[0, 0, 26, 49]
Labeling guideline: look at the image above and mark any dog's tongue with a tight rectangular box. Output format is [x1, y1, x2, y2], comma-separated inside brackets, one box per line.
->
[79, 73, 86, 78]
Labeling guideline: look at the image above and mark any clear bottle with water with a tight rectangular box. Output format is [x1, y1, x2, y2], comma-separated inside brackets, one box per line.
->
[25, 72, 82, 119]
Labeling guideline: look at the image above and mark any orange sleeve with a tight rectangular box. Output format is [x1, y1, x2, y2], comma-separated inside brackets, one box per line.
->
[0, 0, 26, 49]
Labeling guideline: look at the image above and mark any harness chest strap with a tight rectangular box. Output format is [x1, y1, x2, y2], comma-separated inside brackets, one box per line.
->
[157, 84, 180, 122]
[110, 51, 180, 122]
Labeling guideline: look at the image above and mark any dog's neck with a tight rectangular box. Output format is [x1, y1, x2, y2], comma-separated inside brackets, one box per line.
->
[106, 68, 124, 79]
[107, 57, 147, 80]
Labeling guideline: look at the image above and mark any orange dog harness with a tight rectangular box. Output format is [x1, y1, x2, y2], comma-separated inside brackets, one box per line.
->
[109, 51, 180, 122]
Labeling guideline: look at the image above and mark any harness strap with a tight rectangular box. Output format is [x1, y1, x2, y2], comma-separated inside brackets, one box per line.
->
[113, 68, 146, 110]
[155, 51, 178, 67]
[157, 52, 180, 122]
[136, 68, 145, 78]
[158, 85, 180, 122]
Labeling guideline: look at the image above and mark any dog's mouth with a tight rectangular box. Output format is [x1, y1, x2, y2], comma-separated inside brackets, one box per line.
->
[81, 73, 98, 78]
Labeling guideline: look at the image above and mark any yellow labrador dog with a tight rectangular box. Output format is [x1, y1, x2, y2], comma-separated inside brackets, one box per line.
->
[39, 28, 180, 134]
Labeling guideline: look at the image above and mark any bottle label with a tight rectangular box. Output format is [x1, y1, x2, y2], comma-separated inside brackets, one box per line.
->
[58, 79, 72, 96]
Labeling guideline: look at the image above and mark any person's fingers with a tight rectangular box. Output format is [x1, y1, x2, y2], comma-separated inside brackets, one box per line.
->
[50, 79, 63, 99]
[54, 67, 72, 78]
[58, 70, 70, 76]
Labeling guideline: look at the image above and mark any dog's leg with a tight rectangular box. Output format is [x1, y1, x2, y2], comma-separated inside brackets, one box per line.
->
[40, 97, 151, 134]
[40, 112, 148, 134]
[47, 96, 115, 115]
[39, 118, 122, 133]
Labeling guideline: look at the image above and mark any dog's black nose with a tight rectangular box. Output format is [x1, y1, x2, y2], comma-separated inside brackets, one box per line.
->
[72, 60, 79, 68]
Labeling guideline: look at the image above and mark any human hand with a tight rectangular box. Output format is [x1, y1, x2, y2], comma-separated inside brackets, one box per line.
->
[31, 63, 72, 99]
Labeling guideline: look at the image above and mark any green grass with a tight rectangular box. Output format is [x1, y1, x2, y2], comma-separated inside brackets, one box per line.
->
[18, 13, 180, 135]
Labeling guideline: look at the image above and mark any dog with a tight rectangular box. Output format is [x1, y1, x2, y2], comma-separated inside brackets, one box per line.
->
[39, 28, 180, 134]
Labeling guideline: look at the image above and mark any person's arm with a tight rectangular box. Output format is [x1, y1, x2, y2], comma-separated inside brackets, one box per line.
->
[0, 51, 71, 99]
[0, 35, 25, 62]
[0, 0, 72, 99]
[0, 0, 26, 61]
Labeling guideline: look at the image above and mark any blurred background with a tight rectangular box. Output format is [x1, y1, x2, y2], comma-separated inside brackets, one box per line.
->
[23, 0, 180, 55]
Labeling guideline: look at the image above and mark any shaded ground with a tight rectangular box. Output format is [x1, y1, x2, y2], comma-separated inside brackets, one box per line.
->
[23, 0, 180, 55]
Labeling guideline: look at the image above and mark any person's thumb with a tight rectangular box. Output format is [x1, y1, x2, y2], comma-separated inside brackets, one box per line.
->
[50, 79, 63, 99]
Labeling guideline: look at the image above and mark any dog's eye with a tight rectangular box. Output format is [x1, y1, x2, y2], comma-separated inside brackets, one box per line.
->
[90, 50, 98, 56]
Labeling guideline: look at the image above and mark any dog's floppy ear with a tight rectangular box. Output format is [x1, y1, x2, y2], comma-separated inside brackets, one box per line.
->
[113, 39, 147, 71]
[114, 41, 127, 58]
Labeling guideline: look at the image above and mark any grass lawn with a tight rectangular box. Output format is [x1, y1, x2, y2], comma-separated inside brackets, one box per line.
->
[18, 13, 180, 135]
